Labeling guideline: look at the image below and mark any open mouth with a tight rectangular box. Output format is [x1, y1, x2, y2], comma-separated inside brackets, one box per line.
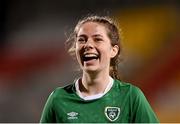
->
[82, 53, 99, 62]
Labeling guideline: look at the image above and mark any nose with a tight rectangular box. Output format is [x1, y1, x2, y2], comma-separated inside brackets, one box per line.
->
[84, 39, 94, 50]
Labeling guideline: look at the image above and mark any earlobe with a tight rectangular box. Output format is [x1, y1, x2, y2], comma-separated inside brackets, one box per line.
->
[111, 45, 119, 58]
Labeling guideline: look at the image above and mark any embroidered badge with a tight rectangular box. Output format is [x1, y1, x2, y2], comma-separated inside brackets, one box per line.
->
[105, 107, 120, 122]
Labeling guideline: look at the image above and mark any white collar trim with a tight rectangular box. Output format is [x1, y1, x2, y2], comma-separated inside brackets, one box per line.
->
[75, 76, 114, 101]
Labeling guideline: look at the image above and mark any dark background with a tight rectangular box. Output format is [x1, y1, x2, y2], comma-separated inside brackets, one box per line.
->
[0, 0, 179, 122]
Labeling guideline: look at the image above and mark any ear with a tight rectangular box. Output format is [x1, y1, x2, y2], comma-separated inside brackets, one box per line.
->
[111, 45, 119, 58]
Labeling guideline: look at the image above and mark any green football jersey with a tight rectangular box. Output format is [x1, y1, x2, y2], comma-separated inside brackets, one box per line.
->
[40, 80, 159, 123]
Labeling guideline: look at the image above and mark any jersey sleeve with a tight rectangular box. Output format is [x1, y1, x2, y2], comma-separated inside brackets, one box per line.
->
[130, 86, 159, 123]
[40, 91, 56, 123]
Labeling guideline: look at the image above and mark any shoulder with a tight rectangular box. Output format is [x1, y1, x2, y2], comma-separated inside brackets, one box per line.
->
[49, 83, 75, 99]
[114, 80, 143, 96]
[114, 79, 139, 90]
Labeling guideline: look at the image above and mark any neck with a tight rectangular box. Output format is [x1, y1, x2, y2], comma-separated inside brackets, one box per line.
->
[80, 70, 110, 96]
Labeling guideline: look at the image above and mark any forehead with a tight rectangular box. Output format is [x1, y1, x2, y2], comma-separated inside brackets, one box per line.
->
[77, 22, 108, 36]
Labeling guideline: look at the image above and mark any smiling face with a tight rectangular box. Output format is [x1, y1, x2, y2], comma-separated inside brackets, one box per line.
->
[75, 22, 118, 74]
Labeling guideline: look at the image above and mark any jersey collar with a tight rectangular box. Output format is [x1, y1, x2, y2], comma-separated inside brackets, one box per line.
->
[75, 76, 114, 101]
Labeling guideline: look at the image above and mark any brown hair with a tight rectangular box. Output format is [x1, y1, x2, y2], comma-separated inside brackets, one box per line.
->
[65, 15, 122, 80]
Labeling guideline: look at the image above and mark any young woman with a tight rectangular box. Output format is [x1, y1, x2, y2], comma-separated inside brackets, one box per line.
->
[40, 15, 159, 123]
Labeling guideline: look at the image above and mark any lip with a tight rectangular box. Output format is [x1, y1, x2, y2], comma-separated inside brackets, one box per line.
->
[83, 57, 99, 66]
[83, 51, 98, 54]
[81, 52, 100, 65]
[83, 52, 99, 57]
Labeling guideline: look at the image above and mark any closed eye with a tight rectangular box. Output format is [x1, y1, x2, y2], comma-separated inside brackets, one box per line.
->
[77, 37, 86, 43]
[94, 37, 103, 42]
[77, 34, 88, 43]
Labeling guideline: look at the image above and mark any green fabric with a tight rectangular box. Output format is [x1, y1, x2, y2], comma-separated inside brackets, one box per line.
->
[40, 80, 159, 123]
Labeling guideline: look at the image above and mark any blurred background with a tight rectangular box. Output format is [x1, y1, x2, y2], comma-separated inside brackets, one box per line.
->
[0, 0, 179, 122]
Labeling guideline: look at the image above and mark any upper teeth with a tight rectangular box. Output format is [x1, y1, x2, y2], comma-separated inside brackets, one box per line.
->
[84, 54, 97, 57]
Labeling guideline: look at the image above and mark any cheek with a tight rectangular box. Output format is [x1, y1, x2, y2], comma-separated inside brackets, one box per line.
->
[75, 44, 82, 61]
[75, 48, 80, 59]
[75, 42, 83, 50]
[75, 43, 80, 54]
[101, 48, 113, 62]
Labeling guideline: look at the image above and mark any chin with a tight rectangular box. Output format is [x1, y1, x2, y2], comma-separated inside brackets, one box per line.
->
[83, 67, 99, 73]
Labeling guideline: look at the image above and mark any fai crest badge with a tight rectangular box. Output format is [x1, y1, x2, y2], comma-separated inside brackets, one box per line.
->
[105, 107, 120, 122]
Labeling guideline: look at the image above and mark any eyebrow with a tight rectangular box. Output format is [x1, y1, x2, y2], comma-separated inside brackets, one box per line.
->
[92, 34, 103, 38]
[77, 34, 87, 37]
[77, 34, 103, 38]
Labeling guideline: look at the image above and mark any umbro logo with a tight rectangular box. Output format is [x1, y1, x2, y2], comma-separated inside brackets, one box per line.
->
[67, 111, 78, 120]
